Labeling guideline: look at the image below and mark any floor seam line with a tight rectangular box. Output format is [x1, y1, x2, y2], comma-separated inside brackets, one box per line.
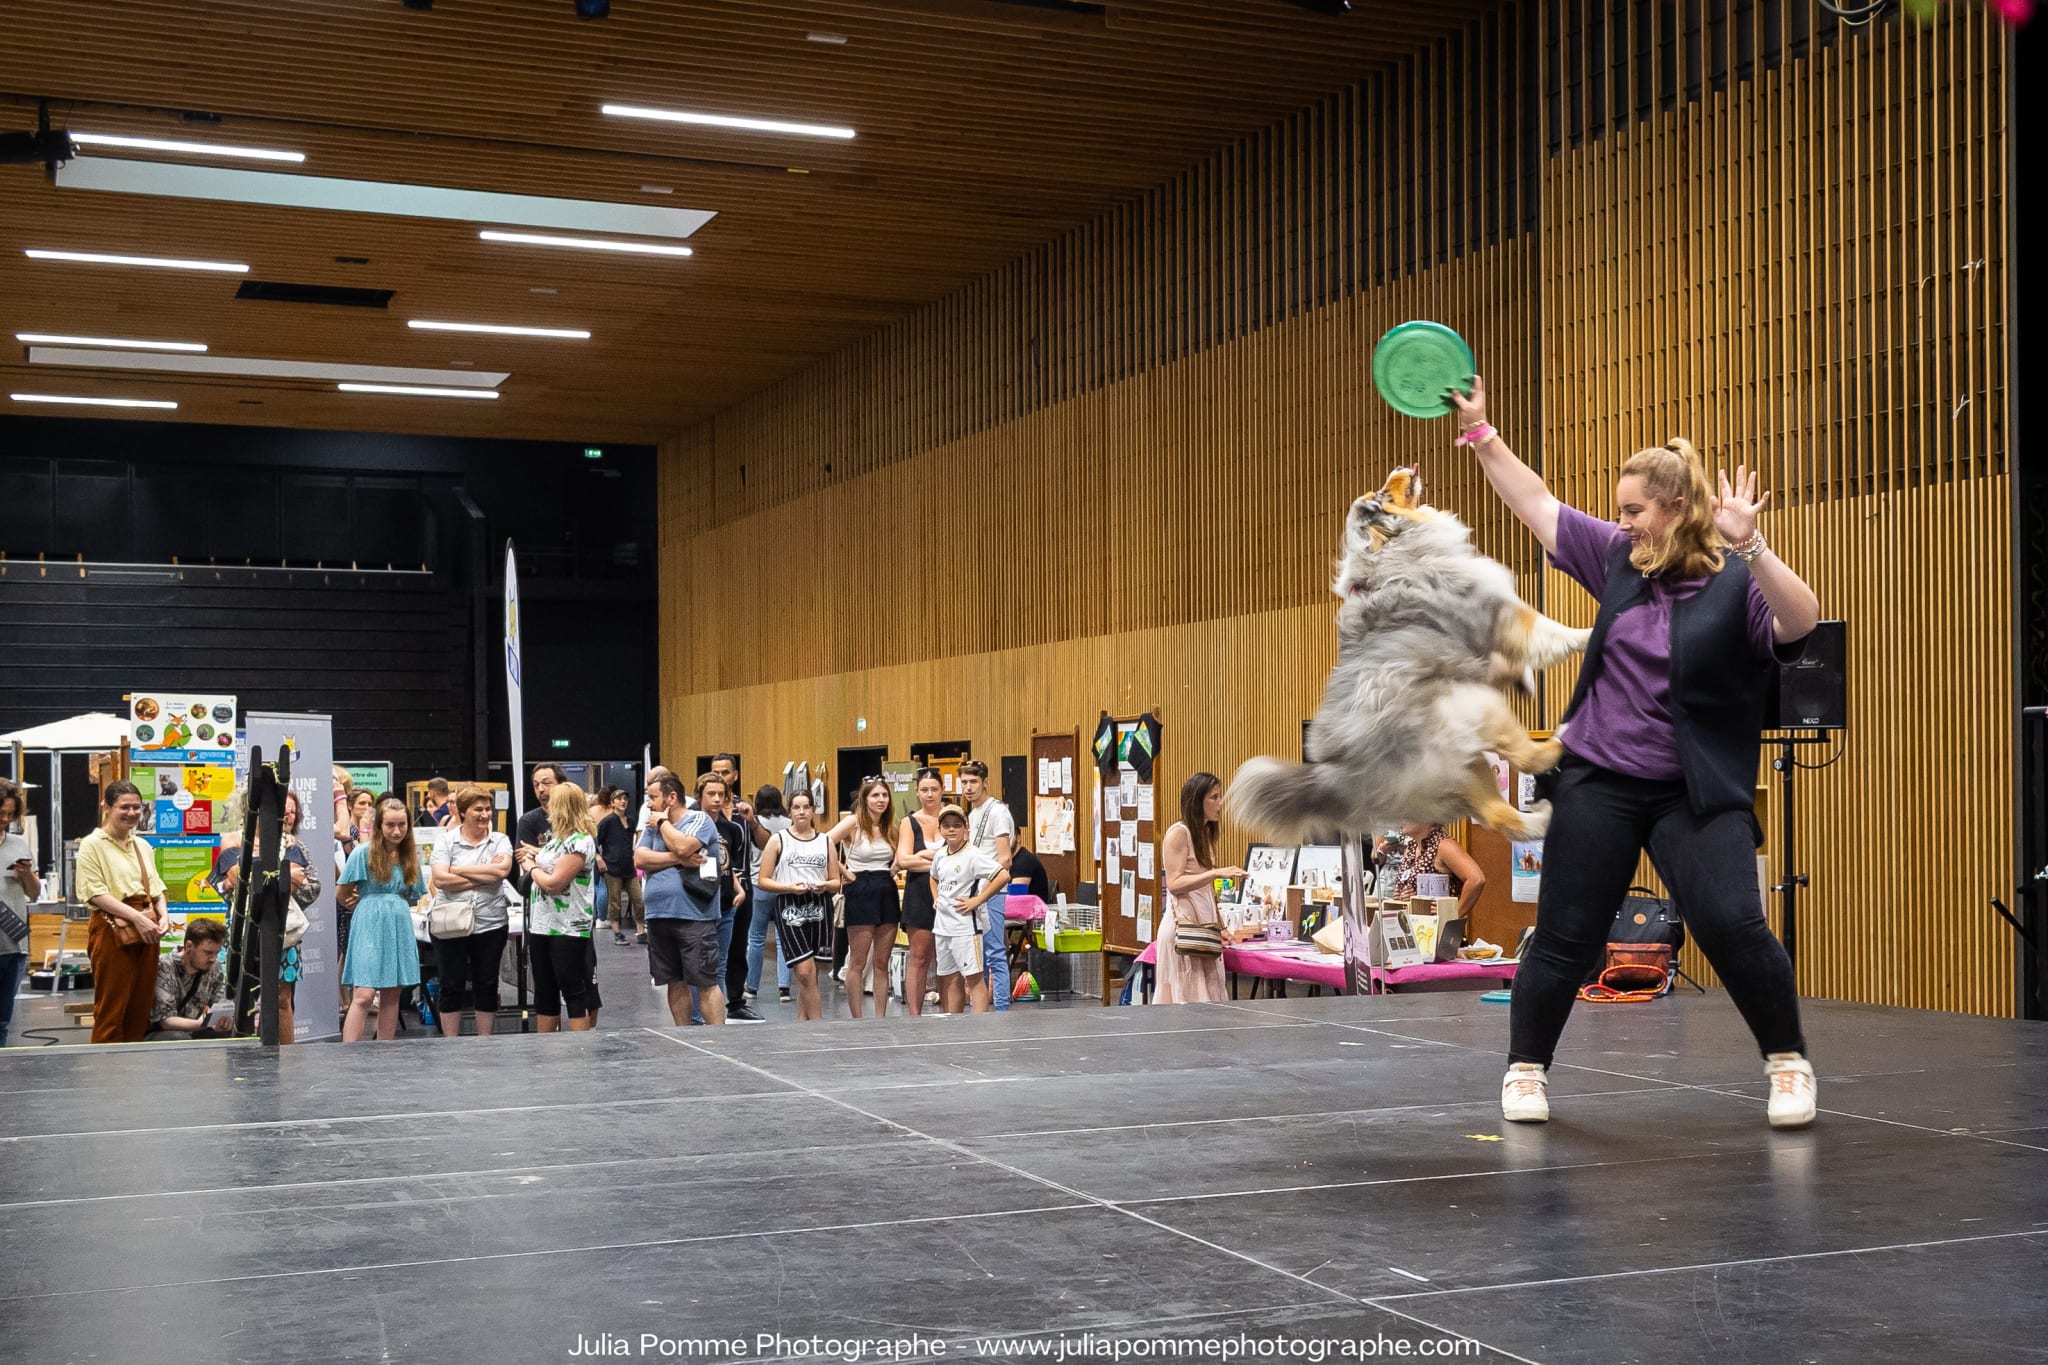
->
[11, 1204, 1092, 1302]
[1358, 1227, 2048, 1302]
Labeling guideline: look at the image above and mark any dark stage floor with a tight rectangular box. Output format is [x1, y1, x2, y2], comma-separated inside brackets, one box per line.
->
[4, 993, 2046, 1364]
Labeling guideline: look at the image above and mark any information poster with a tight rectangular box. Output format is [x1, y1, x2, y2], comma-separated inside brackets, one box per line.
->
[339, 762, 394, 799]
[1511, 841, 1543, 903]
[883, 761, 921, 823]
[129, 691, 238, 937]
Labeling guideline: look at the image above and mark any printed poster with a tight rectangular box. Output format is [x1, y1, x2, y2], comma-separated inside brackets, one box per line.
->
[129, 691, 238, 765]
[1511, 841, 1543, 903]
[129, 690, 239, 930]
[1137, 784, 1154, 822]
[1034, 796, 1063, 852]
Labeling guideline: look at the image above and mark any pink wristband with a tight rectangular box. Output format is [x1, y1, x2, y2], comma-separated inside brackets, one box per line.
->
[1454, 423, 1496, 448]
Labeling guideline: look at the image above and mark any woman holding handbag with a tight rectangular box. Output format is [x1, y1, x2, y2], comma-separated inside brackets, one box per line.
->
[76, 780, 171, 1043]
[427, 786, 514, 1038]
[211, 789, 322, 1043]
[1155, 773, 1245, 1005]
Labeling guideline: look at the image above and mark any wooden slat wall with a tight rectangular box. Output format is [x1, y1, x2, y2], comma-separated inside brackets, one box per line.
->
[661, 2, 2016, 1016]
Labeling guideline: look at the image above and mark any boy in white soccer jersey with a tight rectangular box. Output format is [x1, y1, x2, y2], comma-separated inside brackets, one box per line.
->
[928, 806, 1005, 1014]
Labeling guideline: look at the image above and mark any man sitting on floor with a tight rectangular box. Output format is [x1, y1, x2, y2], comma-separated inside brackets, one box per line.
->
[148, 917, 230, 1040]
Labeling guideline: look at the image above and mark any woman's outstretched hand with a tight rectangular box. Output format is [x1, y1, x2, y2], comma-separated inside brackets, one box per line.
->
[1711, 465, 1772, 543]
[1447, 375, 1488, 432]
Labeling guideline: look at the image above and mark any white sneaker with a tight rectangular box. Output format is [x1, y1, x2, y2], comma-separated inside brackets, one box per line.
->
[1501, 1063, 1550, 1123]
[1765, 1055, 1817, 1129]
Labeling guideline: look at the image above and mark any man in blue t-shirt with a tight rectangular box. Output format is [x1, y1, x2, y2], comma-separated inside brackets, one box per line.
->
[636, 773, 726, 1025]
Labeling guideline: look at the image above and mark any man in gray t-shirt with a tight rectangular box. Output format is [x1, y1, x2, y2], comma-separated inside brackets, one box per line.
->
[957, 762, 1016, 1012]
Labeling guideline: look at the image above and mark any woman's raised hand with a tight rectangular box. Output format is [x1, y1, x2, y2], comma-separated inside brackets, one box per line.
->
[1711, 465, 1772, 543]
[1447, 374, 1488, 432]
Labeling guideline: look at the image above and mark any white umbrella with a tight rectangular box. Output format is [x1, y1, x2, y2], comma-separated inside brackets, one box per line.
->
[0, 712, 129, 751]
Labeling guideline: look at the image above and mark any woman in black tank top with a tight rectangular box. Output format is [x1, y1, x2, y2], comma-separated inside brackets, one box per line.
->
[894, 769, 945, 1016]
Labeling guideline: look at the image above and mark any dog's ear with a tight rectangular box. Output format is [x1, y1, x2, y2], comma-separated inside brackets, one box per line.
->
[1379, 467, 1421, 511]
[1367, 525, 1389, 553]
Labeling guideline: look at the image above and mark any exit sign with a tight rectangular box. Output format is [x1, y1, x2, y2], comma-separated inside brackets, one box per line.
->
[582, 447, 603, 460]
[550, 739, 571, 749]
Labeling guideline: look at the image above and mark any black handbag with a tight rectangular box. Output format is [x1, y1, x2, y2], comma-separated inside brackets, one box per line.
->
[1610, 885, 1685, 953]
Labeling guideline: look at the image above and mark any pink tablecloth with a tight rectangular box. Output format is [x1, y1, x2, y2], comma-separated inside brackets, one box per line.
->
[1133, 938, 1518, 994]
[1004, 893, 1047, 922]
[1134, 938, 1347, 991]
[1369, 960, 1518, 992]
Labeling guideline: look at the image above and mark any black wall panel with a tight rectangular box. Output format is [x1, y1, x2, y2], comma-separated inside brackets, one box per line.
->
[0, 413, 660, 792]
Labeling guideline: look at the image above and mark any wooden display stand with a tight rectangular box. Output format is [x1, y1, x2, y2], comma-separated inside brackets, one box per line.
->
[1026, 729, 1081, 897]
[1463, 737, 1551, 951]
[1465, 826, 1538, 952]
[1095, 712, 1160, 1006]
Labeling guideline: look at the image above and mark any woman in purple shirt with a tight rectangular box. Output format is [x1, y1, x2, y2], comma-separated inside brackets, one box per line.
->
[1449, 376, 1822, 1131]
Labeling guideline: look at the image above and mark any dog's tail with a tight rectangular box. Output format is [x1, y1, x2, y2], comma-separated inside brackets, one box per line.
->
[1225, 757, 1353, 844]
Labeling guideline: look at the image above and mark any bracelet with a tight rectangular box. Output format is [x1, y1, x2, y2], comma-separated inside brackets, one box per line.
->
[1729, 530, 1767, 562]
[1454, 422, 1497, 448]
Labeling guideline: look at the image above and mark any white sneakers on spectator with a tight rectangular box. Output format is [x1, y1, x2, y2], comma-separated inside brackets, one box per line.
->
[1500, 1063, 1549, 1123]
[1766, 1054, 1818, 1128]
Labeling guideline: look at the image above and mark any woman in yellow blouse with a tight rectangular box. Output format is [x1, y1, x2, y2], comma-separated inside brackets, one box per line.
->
[76, 780, 171, 1043]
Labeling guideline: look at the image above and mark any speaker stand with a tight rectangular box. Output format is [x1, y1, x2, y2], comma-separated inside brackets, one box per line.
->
[1768, 732, 1834, 969]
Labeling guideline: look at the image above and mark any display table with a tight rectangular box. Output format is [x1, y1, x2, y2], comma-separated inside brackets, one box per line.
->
[1366, 959, 1517, 994]
[1133, 937, 1344, 997]
[1132, 938, 1518, 999]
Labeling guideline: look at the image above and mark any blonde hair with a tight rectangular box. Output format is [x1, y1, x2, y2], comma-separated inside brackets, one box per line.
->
[1621, 438, 1725, 579]
[853, 776, 896, 847]
[548, 782, 596, 842]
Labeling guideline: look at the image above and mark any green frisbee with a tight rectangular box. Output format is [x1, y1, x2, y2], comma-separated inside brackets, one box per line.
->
[1372, 321, 1476, 418]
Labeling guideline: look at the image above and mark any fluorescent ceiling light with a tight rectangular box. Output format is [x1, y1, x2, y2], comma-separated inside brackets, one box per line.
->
[56, 158, 713, 239]
[479, 230, 692, 258]
[10, 393, 178, 410]
[601, 103, 856, 140]
[26, 346, 506, 387]
[408, 320, 591, 340]
[25, 248, 248, 273]
[15, 333, 207, 353]
[70, 132, 305, 163]
[338, 383, 499, 400]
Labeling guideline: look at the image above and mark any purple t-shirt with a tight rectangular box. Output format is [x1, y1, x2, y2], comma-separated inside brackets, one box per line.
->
[1550, 504, 1786, 782]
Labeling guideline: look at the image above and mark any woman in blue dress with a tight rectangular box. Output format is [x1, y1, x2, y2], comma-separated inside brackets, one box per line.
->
[337, 797, 425, 1042]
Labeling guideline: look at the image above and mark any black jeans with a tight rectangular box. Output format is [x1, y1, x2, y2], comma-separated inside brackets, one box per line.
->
[1509, 756, 1806, 1067]
[725, 895, 753, 1002]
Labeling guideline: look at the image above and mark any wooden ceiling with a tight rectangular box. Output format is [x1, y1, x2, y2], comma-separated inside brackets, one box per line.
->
[0, 0, 1496, 442]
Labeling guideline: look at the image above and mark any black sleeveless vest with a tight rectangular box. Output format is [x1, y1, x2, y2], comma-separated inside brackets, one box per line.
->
[1559, 543, 1776, 828]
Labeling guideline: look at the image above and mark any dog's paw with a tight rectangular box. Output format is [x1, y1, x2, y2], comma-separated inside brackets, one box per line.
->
[1566, 627, 1592, 653]
[1519, 801, 1552, 839]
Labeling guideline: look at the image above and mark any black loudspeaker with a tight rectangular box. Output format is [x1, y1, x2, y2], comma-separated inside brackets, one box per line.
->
[1764, 620, 1847, 731]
